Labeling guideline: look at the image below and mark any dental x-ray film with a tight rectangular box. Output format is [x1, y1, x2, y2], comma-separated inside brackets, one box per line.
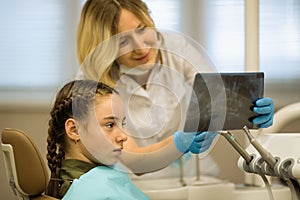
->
[184, 72, 264, 132]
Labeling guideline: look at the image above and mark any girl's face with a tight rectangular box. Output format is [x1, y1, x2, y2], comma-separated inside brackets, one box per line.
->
[78, 94, 128, 165]
[116, 9, 158, 70]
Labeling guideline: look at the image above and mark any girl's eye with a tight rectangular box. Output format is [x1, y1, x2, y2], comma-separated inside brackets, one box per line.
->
[122, 117, 126, 127]
[106, 122, 114, 128]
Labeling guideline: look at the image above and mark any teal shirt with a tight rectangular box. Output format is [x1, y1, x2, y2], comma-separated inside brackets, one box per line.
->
[62, 164, 150, 200]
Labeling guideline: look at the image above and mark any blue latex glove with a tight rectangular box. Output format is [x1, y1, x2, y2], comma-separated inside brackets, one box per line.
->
[252, 97, 274, 128]
[174, 131, 217, 154]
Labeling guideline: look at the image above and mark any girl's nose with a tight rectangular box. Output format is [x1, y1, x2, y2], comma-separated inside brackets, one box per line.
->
[116, 131, 127, 143]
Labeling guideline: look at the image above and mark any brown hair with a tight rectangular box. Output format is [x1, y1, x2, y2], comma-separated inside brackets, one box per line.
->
[46, 80, 116, 198]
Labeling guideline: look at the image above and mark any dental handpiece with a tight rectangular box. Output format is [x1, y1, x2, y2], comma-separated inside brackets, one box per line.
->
[242, 126, 277, 169]
[218, 130, 252, 164]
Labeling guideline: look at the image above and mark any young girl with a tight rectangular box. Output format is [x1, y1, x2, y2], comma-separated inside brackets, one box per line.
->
[46, 79, 215, 199]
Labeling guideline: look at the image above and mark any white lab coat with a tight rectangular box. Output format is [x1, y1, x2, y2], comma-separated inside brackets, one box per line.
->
[115, 32, 214, 146]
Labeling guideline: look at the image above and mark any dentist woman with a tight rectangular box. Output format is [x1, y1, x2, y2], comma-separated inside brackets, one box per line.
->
[76, 0, 274, 178]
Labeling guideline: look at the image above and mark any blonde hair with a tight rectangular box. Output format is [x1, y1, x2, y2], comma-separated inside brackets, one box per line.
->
[77, 0, 155, 86]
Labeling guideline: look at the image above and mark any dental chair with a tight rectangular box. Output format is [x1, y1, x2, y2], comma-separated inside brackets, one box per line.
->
[1, 128, 58, 200]
[260, 101, 300, 133]
[248, 102, 300, 186]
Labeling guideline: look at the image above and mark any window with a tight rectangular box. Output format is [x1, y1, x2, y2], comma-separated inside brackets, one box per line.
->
[260, 0, 300, 80]
[184, 0, 300, 107]
[1, 0, 298, 108]
[1, 1, 68, 89]
[201, 0, 245, 72]
[0, 0, 81, 107]
[197, 0, 300, 79]
[143, 0, 180, 31]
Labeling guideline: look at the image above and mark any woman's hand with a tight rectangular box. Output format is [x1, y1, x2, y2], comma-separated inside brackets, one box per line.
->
[252, 97, 274, 128]
[174, 131, 217, 154]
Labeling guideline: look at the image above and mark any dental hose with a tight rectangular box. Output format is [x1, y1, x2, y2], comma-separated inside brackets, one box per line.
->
[243, 126, 300, 200]
[218, 129, 274, 200]
[256, 165, 275, 200]
[242, 126, 275, 200]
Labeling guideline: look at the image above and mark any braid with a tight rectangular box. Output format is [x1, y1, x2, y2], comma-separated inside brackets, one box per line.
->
[46, 102, 70, 198]
[46, 80, 116, 198]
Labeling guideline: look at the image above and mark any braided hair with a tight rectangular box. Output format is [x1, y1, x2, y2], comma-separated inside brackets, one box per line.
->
[45, 80, 116, 198]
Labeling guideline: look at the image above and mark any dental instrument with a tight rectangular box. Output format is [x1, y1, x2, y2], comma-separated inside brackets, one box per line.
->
[217, 130, 252, 164]
[242, 126, 276, 169]
[242, 126, 276, 200]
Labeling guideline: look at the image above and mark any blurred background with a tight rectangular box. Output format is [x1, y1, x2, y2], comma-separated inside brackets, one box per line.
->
[1, 0, 299, 199]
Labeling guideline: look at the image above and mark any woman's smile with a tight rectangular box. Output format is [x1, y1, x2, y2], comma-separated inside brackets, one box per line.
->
[134, 50, 151, 62]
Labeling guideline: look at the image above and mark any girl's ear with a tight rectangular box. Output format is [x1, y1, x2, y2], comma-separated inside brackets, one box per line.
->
[65, 118, 80, 141]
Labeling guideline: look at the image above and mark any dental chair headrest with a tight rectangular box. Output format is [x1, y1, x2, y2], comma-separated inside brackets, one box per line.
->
[1, 128, 49, 196]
